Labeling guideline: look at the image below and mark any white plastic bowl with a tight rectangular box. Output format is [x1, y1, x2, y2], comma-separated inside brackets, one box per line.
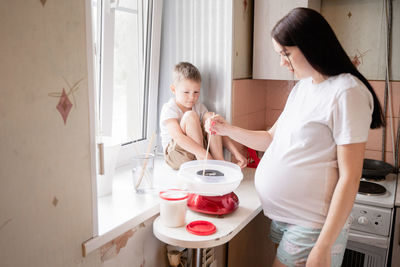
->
[178, 160, 243, 196]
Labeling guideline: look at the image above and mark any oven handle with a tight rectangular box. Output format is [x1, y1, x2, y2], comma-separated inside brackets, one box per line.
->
[348, 231, 389, 249]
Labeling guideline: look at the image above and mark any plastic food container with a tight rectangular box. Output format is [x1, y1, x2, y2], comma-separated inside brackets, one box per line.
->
[159, 190, 189, 227]
[178, 160, 243, 196]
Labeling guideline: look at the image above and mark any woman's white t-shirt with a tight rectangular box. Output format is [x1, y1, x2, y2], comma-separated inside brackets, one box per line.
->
[255, 73, 373, 228]
[159, 98, 208, 152]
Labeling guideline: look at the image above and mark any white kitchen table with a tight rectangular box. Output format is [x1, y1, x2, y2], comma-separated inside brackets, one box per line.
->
[153, 167, 262, 265]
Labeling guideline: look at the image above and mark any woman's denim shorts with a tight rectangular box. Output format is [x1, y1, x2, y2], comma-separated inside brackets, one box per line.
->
[270, 220, 350, 267]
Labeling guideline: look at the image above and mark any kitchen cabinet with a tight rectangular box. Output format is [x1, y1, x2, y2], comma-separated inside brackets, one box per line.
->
[391, 208, 400, 266]
[253, 0, 320, 80]
[392, 176, 400, 266]
[392, 192, 400, 266]
[227, 212, 276, 267]
[233, 0, 253, 79]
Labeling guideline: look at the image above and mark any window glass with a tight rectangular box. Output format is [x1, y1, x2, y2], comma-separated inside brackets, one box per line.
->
[95, 0, 152, 145]
[88, 0, 162, 237]
[91, 0, 99, 94]
[113, 8, 143, 143]
[118, 0, 137, 10]
[91, 0, 160, 172]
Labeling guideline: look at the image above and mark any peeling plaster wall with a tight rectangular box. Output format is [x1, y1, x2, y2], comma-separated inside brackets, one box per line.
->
[0, 1, 166, 266]
[321, 0, 400, 81]
[99, 216, 167, 267]
[0, 0, 100, 266]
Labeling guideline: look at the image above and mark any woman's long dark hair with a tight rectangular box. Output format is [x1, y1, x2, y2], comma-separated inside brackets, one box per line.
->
[272, 8, 384, 129]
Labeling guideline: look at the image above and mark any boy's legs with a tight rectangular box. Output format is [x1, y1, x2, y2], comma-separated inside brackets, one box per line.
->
[165, 140, 195, 170]
[165, 111, 202, 170]
[202, 112, 224, 160]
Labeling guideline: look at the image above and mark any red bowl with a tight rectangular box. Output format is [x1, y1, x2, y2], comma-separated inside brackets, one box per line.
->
[187, 192, 239, 215]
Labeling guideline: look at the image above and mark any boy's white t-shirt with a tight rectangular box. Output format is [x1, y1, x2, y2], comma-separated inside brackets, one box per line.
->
[159, 97, 208, 151]
[255, 73, 373, 228]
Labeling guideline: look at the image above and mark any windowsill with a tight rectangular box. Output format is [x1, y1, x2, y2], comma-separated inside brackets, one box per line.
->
[82, 155, 182, 256]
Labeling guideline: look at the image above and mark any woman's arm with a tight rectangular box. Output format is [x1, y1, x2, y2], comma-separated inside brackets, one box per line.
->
[209, 115, 278, 151]
[306, 142, 365, 267]
[223, 126, 273, 151]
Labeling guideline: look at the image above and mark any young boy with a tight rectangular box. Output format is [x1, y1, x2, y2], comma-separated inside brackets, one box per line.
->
[159, 62, 246, 170]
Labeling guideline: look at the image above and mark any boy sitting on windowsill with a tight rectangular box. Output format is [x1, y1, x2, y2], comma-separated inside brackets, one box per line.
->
[159, 62, 246, 170]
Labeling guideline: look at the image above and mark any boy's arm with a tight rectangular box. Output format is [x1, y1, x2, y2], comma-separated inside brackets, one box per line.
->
[165, 119, 211, 160]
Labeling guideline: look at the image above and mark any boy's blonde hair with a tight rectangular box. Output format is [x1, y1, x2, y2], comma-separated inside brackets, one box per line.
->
[173, 62, 201, 85]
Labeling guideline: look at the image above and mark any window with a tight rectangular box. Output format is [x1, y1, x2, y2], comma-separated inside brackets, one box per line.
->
[92, 0, 162, 167]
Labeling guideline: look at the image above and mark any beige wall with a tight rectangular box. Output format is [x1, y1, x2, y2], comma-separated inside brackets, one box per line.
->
[321, 0, 400, 81]
[0, 0, 98, 266]
[0, 1, 167, 266]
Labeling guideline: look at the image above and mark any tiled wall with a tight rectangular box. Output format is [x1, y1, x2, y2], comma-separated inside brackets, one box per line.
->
[366, 81, 400, 166]
[232, 79, 400, 167]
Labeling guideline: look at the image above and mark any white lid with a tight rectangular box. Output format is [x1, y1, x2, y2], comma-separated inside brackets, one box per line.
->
[178, 160, 243, 196]
[159, 189, 189, 201]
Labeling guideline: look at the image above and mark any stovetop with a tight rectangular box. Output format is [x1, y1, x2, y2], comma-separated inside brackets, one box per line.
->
[355, 173, 397, 209]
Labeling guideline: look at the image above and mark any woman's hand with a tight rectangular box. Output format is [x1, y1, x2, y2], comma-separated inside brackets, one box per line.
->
[206, 115, 231, 136]
[306, 245, 331, 267]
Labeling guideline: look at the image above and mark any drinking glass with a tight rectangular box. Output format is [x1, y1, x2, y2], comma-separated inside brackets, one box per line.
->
[132, 154, 155, 194]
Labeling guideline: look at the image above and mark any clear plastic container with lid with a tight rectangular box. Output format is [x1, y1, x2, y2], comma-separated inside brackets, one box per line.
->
[159, 189, 189, 227]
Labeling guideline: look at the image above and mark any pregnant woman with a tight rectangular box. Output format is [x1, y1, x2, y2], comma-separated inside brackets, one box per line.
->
[208, 7, 384, 267]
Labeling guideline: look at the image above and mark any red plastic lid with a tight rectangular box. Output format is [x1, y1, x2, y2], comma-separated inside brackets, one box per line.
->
[186, 220, 216, 236]
[159, 189, 189, 201]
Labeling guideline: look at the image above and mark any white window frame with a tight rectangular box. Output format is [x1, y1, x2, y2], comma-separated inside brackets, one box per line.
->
[85, 0, 163, 236]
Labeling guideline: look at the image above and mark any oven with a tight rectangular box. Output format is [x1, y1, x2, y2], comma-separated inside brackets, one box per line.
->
[341, 173, 397, 267]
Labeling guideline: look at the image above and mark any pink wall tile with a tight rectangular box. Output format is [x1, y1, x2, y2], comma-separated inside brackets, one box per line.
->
[384, 118, 399, 153]
[232, 110, 266, 131]
[265, 108, 283, 128]
[232, 80, 250, 118]
[247, 110, 267, 130]
[367, 119, 398, 152]
[232, 114, 249, 129]
[369, 80, 400, 118]
[364, 149, 382, 161]
[369, 81, 385, 108]
[232, 79, 267, 118]
[265, 80, 293, 109]
[364, 150, 395, 167]
[390, 81, 400, 117]
[249, 80, 268, 114]
[366, 81, 399, 166]
[367, 128, 383, 151]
